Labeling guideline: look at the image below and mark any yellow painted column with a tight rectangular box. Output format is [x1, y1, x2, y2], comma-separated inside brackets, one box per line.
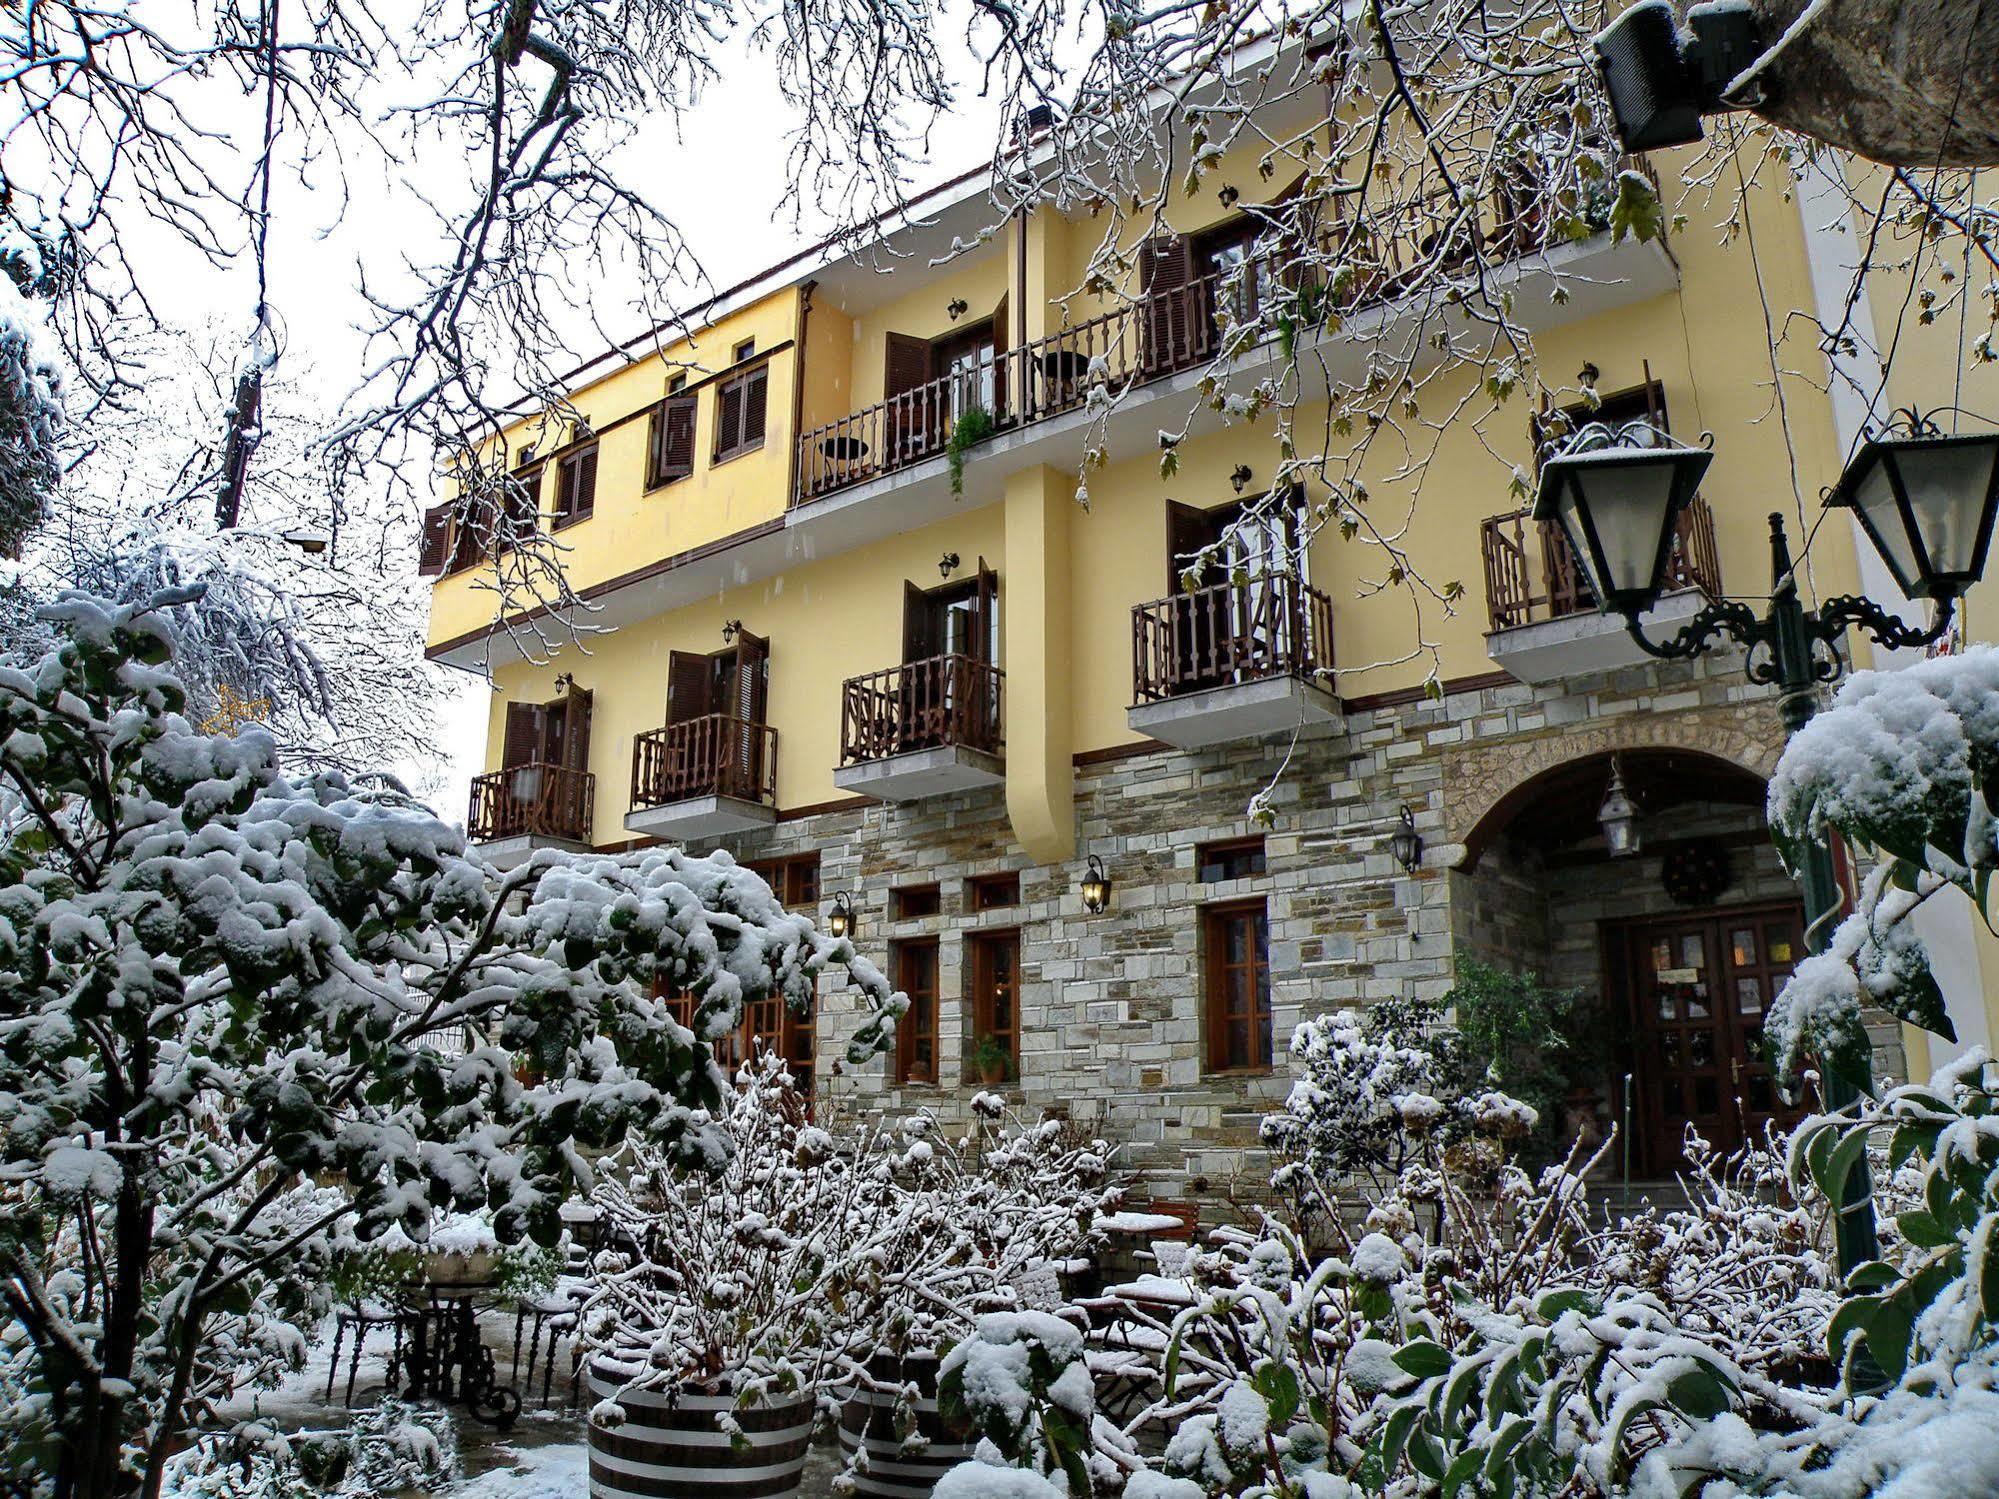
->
[1004, 463, 1075, 864]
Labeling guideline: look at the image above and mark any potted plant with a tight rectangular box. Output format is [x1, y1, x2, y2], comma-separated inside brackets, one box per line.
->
[835, 1097, 1119, 1498]
[578, 1054, 885, 1499]
[970, 1033, 1012, 1087]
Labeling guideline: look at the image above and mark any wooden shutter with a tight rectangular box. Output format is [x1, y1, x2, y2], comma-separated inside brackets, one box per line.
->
[1168, 500, 1217, 590]
[557, 445, 597, 523]
[650, 394, 697, 485]
[502, 701, 545, 768]
[1139, 235, 1195, 373]
[503, 469, 540, 543]
[563, 687, 593, 773]
[732, 631, 770, 723]
[715, 379, 745, 459]
[902, 580, 938, 661]
[419, 504, 454, 575]
[884, 333, 932, 398]
[667, 649, 713, 724]
[971, 559, 998, 663]
[741, 366, 769, 449]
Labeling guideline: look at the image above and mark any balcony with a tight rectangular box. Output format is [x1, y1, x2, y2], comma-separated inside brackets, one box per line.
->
[624, 714, 778, 842]
[468, 763, 594, 869]
[1127, 575, 1340, 748]
[834, 654, 1005, 802]
[1480, 497, 1723, 684]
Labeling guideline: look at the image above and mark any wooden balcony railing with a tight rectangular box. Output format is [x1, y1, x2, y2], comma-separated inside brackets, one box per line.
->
[1480, 495, 1722, 632]
[839, 654, 1004, 765]
[630, 714, 778, 810]
[1131, 574, 1335, 704]
[468, 762, 593, 844]
[793, 157, 1653, 506]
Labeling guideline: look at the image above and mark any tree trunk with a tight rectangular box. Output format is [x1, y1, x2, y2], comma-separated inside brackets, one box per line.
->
[1747, 0, 1999, 167]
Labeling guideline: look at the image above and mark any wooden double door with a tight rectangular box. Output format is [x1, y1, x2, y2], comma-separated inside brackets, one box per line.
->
[1616, 902, 1809, 1174]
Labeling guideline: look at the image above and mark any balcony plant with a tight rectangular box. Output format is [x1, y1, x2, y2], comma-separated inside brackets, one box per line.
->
[946, 405, 995, 498]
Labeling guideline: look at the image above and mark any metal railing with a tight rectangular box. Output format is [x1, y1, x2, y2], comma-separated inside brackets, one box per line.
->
[468, 762, 593, 844]
[1131, 574, 1335, 704]
[630, 714, 778, 809]
[1480, 495, 1722, 632]
[839, 654, 1004, 765]
[792, 159, 1654, 506]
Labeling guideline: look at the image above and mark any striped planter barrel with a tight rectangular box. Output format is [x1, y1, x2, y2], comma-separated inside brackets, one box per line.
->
[586, 1361, 813, 1499]
[837, 1353, 977, 1498]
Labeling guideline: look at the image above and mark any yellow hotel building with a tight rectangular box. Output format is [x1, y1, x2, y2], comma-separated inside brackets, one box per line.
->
[424, 78, 1999, 1201]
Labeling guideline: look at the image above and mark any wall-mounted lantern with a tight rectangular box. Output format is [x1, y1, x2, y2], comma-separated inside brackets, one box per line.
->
[1390, 804, 1424, 874]
[1079, 855, 1113, 915]
[826, 891, 857, 941]
[1230, 464, 1254, 496]
[946, 298, 969, 322]
[939, 551, 961, 578]
[722, 618, 742, 643]
[1217, 185, 1240, 208]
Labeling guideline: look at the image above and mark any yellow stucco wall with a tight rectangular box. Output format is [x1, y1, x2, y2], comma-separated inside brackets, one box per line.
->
[436, 140, 1999, 872]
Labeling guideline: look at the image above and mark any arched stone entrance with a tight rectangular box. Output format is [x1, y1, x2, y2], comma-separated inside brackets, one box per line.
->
[1441, 733, 1827, 1178]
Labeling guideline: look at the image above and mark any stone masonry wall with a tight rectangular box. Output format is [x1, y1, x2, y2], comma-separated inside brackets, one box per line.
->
[709, 652, 1906, 1209]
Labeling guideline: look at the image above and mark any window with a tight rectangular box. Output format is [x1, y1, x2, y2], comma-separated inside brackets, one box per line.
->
[1533, 380, 1668, 463]
[553, 443, 598, 527]
[732, 338, 756, 363]
[713, 362, 769, 461]
[893, 939, 940, 1084]
[967, 930, 1020, 1074]
[667, 371, 688, 394]
[747, 854, 821, 911]
[647, 392, 698, 488]
[1195, 217, 1278, 332]
[1204, 900, 1272, 1072]
[968, 871, 1021, 911]
[891, 884, 941, 920]
[1198, 837, 1267, 882]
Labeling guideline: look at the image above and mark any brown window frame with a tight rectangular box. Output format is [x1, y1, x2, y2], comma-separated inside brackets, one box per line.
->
[1197, 836, 1268, 883]
[892, 937, 941, 1085]
[712, 361, 770, 464]
[1204, 899, 1273, 1074]
[968, 871, 1021, 911]
[967, 928, 1021, 1072]
[891, 884, 942, 921]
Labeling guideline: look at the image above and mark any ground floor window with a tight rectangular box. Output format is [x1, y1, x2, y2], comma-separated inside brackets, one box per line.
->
[893, 938, 941, 1084]
[1204, 899, 1271, 1072]
[967, 929, 1020, 1078]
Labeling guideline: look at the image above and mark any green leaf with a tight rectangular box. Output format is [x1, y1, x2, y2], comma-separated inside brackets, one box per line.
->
[1392, 1340, 1454, 1381]
[1254, 1360, 1301, 1425]
[1977, 1214, 1999, 1326]
[1534, 1288, 1593, 1321]
[1607, 172, 1664, 244]
[1665, 1365, 1733, 1420]
[1895, 1211, 1955, 1250]
[1814, 1126, 1872, 1205]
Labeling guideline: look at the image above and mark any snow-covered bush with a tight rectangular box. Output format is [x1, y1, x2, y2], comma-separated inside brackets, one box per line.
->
[938, 1311, 1102, 1494]
[159, 1399, 452, 1499]
[0, 588, 904, 1499]
[0, 243, 60, 556]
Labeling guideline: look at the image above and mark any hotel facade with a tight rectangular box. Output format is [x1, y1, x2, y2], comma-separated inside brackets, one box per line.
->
[423, 88, 1999, 1206]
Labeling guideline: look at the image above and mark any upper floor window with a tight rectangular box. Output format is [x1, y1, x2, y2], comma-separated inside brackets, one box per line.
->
[732, 338, 756, 363]
[968, 871, 1021, 910]
[714, 362, 769, 462]
[554, 443, 598, 528]
[893, 937, 941, 1085]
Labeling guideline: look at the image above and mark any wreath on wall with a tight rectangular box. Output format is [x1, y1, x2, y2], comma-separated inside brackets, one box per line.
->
[1662, 838, 1732, 907]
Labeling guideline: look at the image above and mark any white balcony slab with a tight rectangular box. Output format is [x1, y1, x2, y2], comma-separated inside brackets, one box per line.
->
[1126, 675, 1342, 749]
[474, 833, 592, 871]
[834, 745, 1005, 802]
[623, 794, 778, 842]
[1484, 589, 1709, 685]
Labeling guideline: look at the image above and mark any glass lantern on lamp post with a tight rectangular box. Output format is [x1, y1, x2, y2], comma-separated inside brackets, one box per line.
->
[1532, 408, 1999, 1281]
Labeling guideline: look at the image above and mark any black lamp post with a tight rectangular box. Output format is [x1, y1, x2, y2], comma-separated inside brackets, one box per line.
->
[1534, 409, 1999, 1281]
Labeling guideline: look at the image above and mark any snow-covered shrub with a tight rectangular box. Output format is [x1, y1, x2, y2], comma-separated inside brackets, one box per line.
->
[1764, 646, 1999, 1087]
[0, 588, 904, 1499]
[938, 1311, 1101, 1493]
[160, 1399, 452, 1499]
[577, 1053, 882, 1405]
[0, 245, 60, 555]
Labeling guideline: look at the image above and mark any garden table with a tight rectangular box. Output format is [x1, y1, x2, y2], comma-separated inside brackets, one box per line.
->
[397, 1281, 523, 1429]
